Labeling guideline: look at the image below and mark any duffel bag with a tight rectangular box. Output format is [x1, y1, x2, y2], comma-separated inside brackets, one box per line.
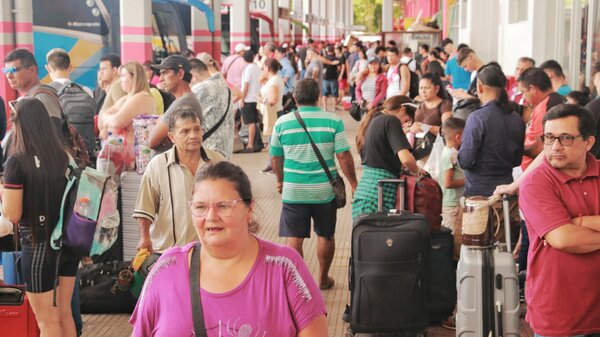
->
[79, 260, 137, 314]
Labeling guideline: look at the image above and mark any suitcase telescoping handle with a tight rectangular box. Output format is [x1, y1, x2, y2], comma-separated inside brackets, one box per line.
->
[502, 194, 512, 253]
[377, 179, 406, 212]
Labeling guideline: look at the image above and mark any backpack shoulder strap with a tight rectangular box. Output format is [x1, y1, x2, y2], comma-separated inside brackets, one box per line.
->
[50, 157, 78, 251]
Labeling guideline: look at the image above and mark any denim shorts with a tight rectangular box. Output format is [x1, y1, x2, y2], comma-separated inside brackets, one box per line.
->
[322, 79, 339, 97]
[279, 200, 337, 239]
[19, 226, 79, 293]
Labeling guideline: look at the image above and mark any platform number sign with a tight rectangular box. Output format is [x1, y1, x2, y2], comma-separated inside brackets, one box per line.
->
[251, 0, 267, 11]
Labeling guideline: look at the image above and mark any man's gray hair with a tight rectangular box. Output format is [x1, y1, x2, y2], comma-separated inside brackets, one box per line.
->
[167, 105, 202, 131]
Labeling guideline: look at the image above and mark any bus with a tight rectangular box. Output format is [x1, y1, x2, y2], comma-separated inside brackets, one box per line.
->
[32, 0, 189, 89]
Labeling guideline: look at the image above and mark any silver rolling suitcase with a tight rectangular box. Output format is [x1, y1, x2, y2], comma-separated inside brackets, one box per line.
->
[457, 195, 520, 337]
[120, 171, 144, 260]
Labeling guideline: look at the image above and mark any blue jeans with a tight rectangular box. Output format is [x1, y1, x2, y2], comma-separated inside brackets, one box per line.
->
[534, 333, 600, 337]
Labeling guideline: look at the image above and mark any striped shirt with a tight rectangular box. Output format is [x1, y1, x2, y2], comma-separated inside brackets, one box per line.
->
[270, 106, 350, 204]
[360, 76, 377, 103]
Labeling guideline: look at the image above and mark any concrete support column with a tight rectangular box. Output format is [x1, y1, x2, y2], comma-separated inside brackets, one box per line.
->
[0, 0, 16, 112]
[120, 0, 152, 63]
[319, 0, 326, 42]
[303, 0, 311, 41]
[308, 0, 318, 41]
[329, 0, 337, 43]
[13, 0, 33, 51]
[279, 0, 290, 44]
[191, 0, 222, 61]
[253, 0, 274, 44]
[382, 0, 393, 32]
[230, 0, 250, 53]
[294, 0, 303, 43]
[462, 0, 499, 63]
[272, 0, 279, 45]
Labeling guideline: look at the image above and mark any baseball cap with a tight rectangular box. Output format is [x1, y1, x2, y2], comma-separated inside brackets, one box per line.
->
[234, 43, 251, 53]
[151, 55, 191, 74]
[367, 56, 380, 63]
[196, 52, 215, 67]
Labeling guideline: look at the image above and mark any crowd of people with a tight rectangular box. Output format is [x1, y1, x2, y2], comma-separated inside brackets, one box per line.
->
[0, 33, 599, 337]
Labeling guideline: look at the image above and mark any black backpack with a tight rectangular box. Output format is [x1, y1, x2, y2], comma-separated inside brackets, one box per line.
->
[50, 81, 96, 156]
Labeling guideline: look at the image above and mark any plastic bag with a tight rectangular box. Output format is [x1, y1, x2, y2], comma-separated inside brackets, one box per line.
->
[133, 115, 159, 174]
[424, 134, 445, 182]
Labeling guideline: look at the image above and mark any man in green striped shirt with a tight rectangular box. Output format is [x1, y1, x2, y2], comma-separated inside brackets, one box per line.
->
[271, 78, 358, 290]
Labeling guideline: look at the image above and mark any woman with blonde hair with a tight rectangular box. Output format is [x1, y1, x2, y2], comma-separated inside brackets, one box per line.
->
[97, 60, 156, 179]
[352, 95, 424, 219]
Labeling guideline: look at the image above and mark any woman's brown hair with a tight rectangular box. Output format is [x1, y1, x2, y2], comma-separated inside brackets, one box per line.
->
[355, 95, 415, 153]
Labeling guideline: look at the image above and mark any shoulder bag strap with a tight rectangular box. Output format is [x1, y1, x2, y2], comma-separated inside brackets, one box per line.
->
[189, 242, 208, 337]
[202, 89, 231, 141]
[293, 110, 334, 183]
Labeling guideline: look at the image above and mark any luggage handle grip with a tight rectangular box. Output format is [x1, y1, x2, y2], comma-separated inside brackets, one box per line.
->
[377, 179, 406, 212]
[502, 194, 513, 253]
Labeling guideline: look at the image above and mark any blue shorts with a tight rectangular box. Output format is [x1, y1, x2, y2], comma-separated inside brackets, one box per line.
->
[322, 80, 339, 97]
[279, 201, 337, 239]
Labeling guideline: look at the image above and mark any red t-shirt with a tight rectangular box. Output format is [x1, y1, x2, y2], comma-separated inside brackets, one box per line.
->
[521, 95, 551, 170]
[519, 154, 600, 336]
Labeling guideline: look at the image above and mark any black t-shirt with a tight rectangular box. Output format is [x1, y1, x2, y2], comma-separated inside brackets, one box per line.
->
[324, 55, 339, 80]
[585, 97, 600, 158]
[361, 112, 411, 174]
[338, 54, 347, 79]
[4, 154, 67, 228]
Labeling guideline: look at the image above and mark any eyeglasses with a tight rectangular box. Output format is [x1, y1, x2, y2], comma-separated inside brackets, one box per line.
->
[2, 66, 24, 76]
[189, 199, 247, 217]
[541, 134, 583, 146]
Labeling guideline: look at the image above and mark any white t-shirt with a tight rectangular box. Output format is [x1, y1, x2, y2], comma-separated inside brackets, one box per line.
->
[260, 74, 285, 112]
[242, 63, 261, 103]
[386, 64, 401, 98]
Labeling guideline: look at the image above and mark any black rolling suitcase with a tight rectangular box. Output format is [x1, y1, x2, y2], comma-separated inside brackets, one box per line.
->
[349, 179, 431, 334]
[428, 226, 456, 322]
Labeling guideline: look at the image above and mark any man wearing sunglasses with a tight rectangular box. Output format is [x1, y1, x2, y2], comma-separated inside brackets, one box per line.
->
[519, 104, 600, 337]
[3, 48, 63, 120]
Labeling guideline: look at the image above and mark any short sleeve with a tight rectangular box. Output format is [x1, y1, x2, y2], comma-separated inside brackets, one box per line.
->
[4, 155, 24, 190]
[133, 157, 162, 222]
[441, 100, 453, 113]
[384, 116, 411, 154]
[440, 148, 455, 172]
[270, 121, 284, 157]
[284, 251, 327, 332]
[444, 61, 452, 76]
[334, 119, 351, 154]
[519, 169, 573, 240]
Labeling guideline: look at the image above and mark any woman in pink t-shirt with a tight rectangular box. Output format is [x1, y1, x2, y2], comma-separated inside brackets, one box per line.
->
[130, 161, 328, 337]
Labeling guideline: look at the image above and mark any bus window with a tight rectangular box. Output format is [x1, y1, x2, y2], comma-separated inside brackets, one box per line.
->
[152, 3, 186, 63]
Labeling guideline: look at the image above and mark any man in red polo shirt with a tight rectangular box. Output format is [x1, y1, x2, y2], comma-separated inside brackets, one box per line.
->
[519, 104, 600, 337]
[518, 68, 566, 171]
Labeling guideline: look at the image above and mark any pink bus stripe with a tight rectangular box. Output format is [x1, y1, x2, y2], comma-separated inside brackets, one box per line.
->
[120, 26, 152, 35]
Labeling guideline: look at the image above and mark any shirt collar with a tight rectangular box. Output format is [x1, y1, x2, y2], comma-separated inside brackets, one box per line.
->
[297, 106, 322, 113]
[542, 152, 600, 183]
